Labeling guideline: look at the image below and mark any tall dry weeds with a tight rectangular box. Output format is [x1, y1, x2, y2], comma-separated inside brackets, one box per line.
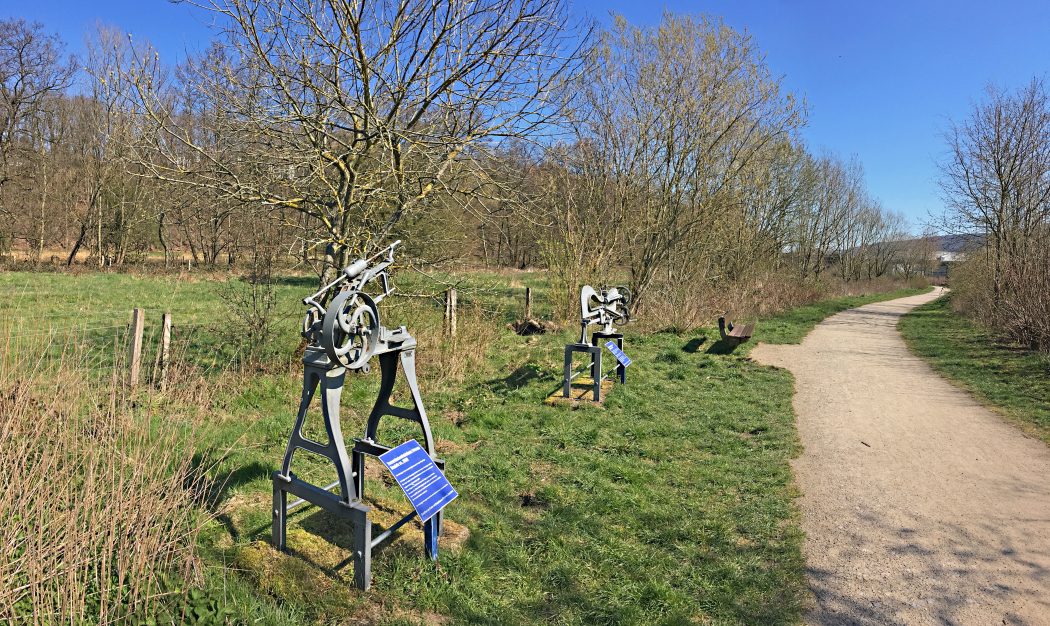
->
[386, 296, 503, 388]
[0, 329, 212, 624]
[951, 244, 1050, 352]
[637, 270, 928, 332]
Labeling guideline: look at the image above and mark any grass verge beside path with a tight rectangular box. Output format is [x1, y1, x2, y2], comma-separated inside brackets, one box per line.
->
[0, 271, 928, 624]
[899, 294, 1050, 444]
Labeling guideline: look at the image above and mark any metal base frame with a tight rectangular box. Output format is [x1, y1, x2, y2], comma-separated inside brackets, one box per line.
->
[272, 342, 443, 590]
[562, 332, 625, 402]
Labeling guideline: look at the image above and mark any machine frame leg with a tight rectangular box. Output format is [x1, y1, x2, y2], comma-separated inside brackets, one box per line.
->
[272, 344, 444, 591]
[352, 507, 372, 591]
[590, 348, 602, 400]
[562, 345, 574, 398]
[272, 479, 287, 550]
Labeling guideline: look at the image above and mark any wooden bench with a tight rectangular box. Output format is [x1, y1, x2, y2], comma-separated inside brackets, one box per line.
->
[718, 312, 755, 345]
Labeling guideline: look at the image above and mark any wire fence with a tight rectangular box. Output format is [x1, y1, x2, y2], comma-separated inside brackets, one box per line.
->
[1, 277, 541, 390]
[0, 311, 226, 387]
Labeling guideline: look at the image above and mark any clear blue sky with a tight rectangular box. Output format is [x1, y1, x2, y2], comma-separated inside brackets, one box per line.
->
[6, 0, 1050, 231]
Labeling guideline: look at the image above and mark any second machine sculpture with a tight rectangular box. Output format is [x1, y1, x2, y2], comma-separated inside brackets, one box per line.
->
[562, 285, 631, 402]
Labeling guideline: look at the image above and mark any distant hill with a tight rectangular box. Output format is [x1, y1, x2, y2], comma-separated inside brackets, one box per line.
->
[888, 233, 984, 252]
[929, 233, 984, 252]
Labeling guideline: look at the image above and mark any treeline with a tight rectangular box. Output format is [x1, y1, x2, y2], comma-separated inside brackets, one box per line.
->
[0, 3, 929, 316]
[941, 80, 1050, 351]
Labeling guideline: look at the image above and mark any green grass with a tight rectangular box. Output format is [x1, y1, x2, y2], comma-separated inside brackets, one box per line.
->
[187, 327, 807, 624]
[1, 268, 929, 624]
[899, 294, 1050, 444]
[0, 268, 546, 373]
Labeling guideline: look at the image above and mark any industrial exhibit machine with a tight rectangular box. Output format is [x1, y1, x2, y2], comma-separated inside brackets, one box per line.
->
[271, 240, 444, 590]
[562, 285, 631, 402]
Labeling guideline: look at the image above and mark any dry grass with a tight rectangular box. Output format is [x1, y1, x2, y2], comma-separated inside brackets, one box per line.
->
[0, 330, 214, 624]
[950, 247, 1050, 352]
[638, 270, 929, 332]
[388, 298, 503, 389]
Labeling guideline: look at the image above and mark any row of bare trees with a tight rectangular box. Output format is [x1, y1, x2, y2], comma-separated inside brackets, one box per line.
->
[520, 15, 924, 318]
[0, 19, 291, 267]
[2, 6, 926, 312]
[941, 79, 1050, 351]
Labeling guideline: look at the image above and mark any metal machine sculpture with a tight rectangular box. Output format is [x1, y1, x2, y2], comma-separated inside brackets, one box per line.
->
[562, 285, 631, 401]
[271, 240, 444, 591]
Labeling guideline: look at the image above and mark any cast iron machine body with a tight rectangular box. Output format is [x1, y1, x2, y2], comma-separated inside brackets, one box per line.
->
[271, 240, 444, 590]
[562, 285, 631, 401]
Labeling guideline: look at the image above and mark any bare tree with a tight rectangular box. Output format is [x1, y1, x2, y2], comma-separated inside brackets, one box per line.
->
[572, 13, 804, 311]
[0, 19, 75, 252]
[790, 155, 853, 280]
[22, 91, 74, 261]
[940, 80, 1050, 300]
[941, 79, 1050, 349]
[123, 0, 582, 285]
[729, 139, 810, 279]
[536, 139, 625, 318]
[897, 231, 937, 280]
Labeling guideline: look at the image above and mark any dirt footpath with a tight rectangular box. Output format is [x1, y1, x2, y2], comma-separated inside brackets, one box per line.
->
[752, 288, 1050, 625]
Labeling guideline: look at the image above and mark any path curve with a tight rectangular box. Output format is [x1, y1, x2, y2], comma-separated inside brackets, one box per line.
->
[752, 288, 1050, 625]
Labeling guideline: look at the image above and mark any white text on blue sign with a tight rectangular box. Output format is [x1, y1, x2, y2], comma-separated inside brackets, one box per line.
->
[379, 440, 458, 523]
[605, 341, 632, 367]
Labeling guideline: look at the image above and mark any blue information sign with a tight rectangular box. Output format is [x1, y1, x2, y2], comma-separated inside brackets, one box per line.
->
[604, 340, 632, 367]
[379, 440, 458, 523]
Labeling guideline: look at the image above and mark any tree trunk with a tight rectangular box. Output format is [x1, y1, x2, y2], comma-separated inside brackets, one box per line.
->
[67, 222, 87, 266]
[158, 210, 170, 267]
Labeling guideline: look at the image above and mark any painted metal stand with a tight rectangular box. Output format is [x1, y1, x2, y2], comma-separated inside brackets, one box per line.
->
[562, 331, 625, 402]
[271, 241, 443, 591]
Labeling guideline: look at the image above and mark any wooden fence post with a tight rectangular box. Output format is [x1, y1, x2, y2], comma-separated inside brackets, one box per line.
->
[444, 288, 457, 338]
[158, 312, 171, 390]
[129, 308, 145, 388]
[525, 287, 533, 319]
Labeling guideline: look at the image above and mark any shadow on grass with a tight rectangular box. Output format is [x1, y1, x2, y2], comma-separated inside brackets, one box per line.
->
[706, 338, 744, 355]
[272, 274, 319, 289]
[191, 449, 273, 504]
[298, 510, 357, 573]
[481, 363, 550, 394]
[198, 458, 274, 541]
[682, 337, 707, 353]
[218, 460, 273, 494]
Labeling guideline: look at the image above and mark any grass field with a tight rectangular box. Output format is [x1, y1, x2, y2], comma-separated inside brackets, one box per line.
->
[899, 294, 1050, 444]
[0, 269, 929, 624]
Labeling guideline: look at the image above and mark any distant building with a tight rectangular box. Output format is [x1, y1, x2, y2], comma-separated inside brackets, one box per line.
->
[929, 234, 983, 277]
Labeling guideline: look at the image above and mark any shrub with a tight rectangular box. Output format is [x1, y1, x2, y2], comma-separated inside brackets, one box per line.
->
[951, 241, 1050, 352]
[636, 269, 927, 332]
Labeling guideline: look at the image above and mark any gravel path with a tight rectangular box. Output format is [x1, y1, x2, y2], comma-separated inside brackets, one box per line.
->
[752, 288, 1050, 625]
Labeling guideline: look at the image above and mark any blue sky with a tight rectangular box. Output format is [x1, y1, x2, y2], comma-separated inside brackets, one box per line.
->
[584, 1, 1050, 230]
[6, 0, 1050, 231]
